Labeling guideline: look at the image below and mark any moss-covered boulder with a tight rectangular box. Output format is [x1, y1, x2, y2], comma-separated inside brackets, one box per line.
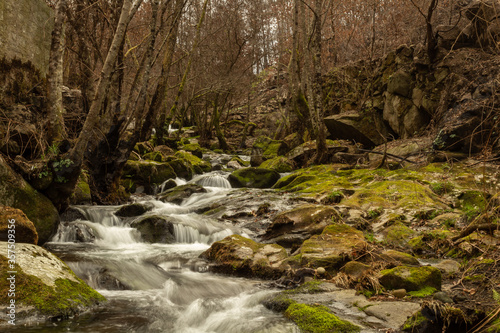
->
[285, 302, 360, 333]
[122, 160, 177, 193]
[340, 261, 371, 280]
[158, 184, 207, 205]
[133, 141, 154, 155]
[174, 151, 212, 174]
[0, 206, 38, 244]
[143, 151, 164, 162]
[382, 222, 416, 247]
[262, 204, 342, 249]
[379, 266, 442, 292]
[179, 143, 204, 158]
[165, 156, 194, 180]
[293, 224, 367, 272]
[228, 167, 280, 188]
[130, 216, 175, 243]
[259, 156, 294, 173]
[0, 242, 105, 323]
[200, 234, 288, 279]
[114, 202, 154, 218]
[253, 136, 288, 159]
[0, 155, 59, 244]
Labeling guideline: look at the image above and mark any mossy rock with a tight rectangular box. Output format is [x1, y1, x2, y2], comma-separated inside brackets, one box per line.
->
[285, 302, 360, 333]
[114, 202, 154, 218]
[457, 190, 488, 219]
[253, 136, 288, 158]
[382, 222, 416, 247]
[408, 229, 453, 255]
[228, 167, 280, 188]
[379, 250, 420, 266]
[402, 310, 430, 332]
[123, 160, 177, 186]
[130, 216, 175, 243]
[174, 151, 212, 174]
[230, 156, 250, 167]
[179, 143, 204, 158]
[259, 156, 294, 173]
[200, 234, 288, 279]
[262, 204, 342, 249]
[0, 206, 38, 244]
[0, 243, 105, 322]
[143, 151, 164, 162]
[0, 155, 59, 244]
[133, 141, 154, 155]
[295, 224, 367, 272]
[379, 265, 442, 291]
[165, 156, 194, 180]
[157, 184, 207, 205]
[69, 172, 91, 205]
[340, 261, 371, 279]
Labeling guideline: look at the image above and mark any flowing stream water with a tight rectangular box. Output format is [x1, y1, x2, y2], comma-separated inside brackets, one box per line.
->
[18, 172, 300, 333]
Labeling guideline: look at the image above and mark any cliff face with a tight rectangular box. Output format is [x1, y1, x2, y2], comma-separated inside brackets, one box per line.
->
[0, 0, 53, 77]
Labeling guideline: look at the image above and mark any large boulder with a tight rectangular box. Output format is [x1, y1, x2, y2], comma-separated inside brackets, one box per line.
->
[200, 234, 288, 279]
[379, 265, 442, 292]
[130, 216, 175, 244]
[0, 155, 59, 244]
[0, 206, 38, 244]
[383, 93, 430, 139]
[174, 151, 212, 174]
[228, 167, 280, 188]
[0, 242, 105, 324]
[292, 224, 367, 272]
[157, 184, 207, 205]
[262, 205, 342, 249]
[122, 160, 177, 194]
[324, 111, 389, 148]
[259, 156, 294, 173]
[114, 202, 154, 218]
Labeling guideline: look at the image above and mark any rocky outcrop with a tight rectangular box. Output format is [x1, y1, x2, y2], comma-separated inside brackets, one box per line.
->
[228, 167, 280, 188]
[0, 155, 59, 244]
[0, 206, 38, 244]
[201, 234, 288, 279]
[0, 242, 105, 324]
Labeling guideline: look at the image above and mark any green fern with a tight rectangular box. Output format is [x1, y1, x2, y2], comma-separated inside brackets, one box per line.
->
[493, 289, 500, 304]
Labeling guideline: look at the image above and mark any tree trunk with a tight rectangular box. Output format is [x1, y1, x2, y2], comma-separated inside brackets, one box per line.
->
[46, 0, 68, 145]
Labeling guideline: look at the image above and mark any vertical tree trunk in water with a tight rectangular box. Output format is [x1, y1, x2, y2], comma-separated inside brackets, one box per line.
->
[46, 0, 68, 145]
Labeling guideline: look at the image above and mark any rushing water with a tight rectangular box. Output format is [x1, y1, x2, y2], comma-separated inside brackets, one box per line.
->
[19, 172, 299, 333]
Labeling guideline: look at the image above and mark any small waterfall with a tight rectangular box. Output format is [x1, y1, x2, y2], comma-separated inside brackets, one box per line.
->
[78, 205, 122, 226]
[51, 220, 97, 243]
[192, 173, 231, 188]
[173, 224, 233, 244]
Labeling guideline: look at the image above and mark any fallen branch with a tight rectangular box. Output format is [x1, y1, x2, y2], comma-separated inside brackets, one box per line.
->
[451, 222, 499, 243]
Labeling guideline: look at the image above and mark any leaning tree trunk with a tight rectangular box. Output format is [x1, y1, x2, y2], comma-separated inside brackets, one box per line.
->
[43, 0, 142, 211]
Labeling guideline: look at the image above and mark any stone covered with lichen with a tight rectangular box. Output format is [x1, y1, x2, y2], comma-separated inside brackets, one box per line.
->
[379, 265, 442, 292]
[200, 234, 288, 279]
[262, 204, 342, 249]
[0, 242, 105, 324]
[292, 224, 367, 272]
[228, 167, 281, 188]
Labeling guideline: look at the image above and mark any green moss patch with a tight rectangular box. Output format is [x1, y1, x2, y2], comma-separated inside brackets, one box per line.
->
[407, 286, 437, 298]
[285, 302, 360, 333]
[379, 265, 442, 292]
[260, 156, 294, 173]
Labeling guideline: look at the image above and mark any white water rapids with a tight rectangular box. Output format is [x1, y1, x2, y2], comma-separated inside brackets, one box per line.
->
[29, 172, 299, 333]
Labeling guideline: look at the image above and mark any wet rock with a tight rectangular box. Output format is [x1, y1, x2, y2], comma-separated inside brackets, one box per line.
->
[0, 155, 59, 244]
[227, 160, 242, 169]
[158, 184, 207, 205]
[160, 179, 177, 192]
[130, 216, 175, 244]
[293, 224, 367, 272]
[201, 234, 288, 279]
[114, 202, 154, 218]
[379, 265, 442, 292]
[60, 207, 86, 222]
[0, 206, 38, 244]
[262, 204, 342, 249]
[0, 242, 105, 323]
[379, 250, 420, 267]
[228, 167, 280, 189]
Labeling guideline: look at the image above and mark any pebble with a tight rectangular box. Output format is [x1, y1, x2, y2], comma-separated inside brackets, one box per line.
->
[392, 289, 407, 298]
